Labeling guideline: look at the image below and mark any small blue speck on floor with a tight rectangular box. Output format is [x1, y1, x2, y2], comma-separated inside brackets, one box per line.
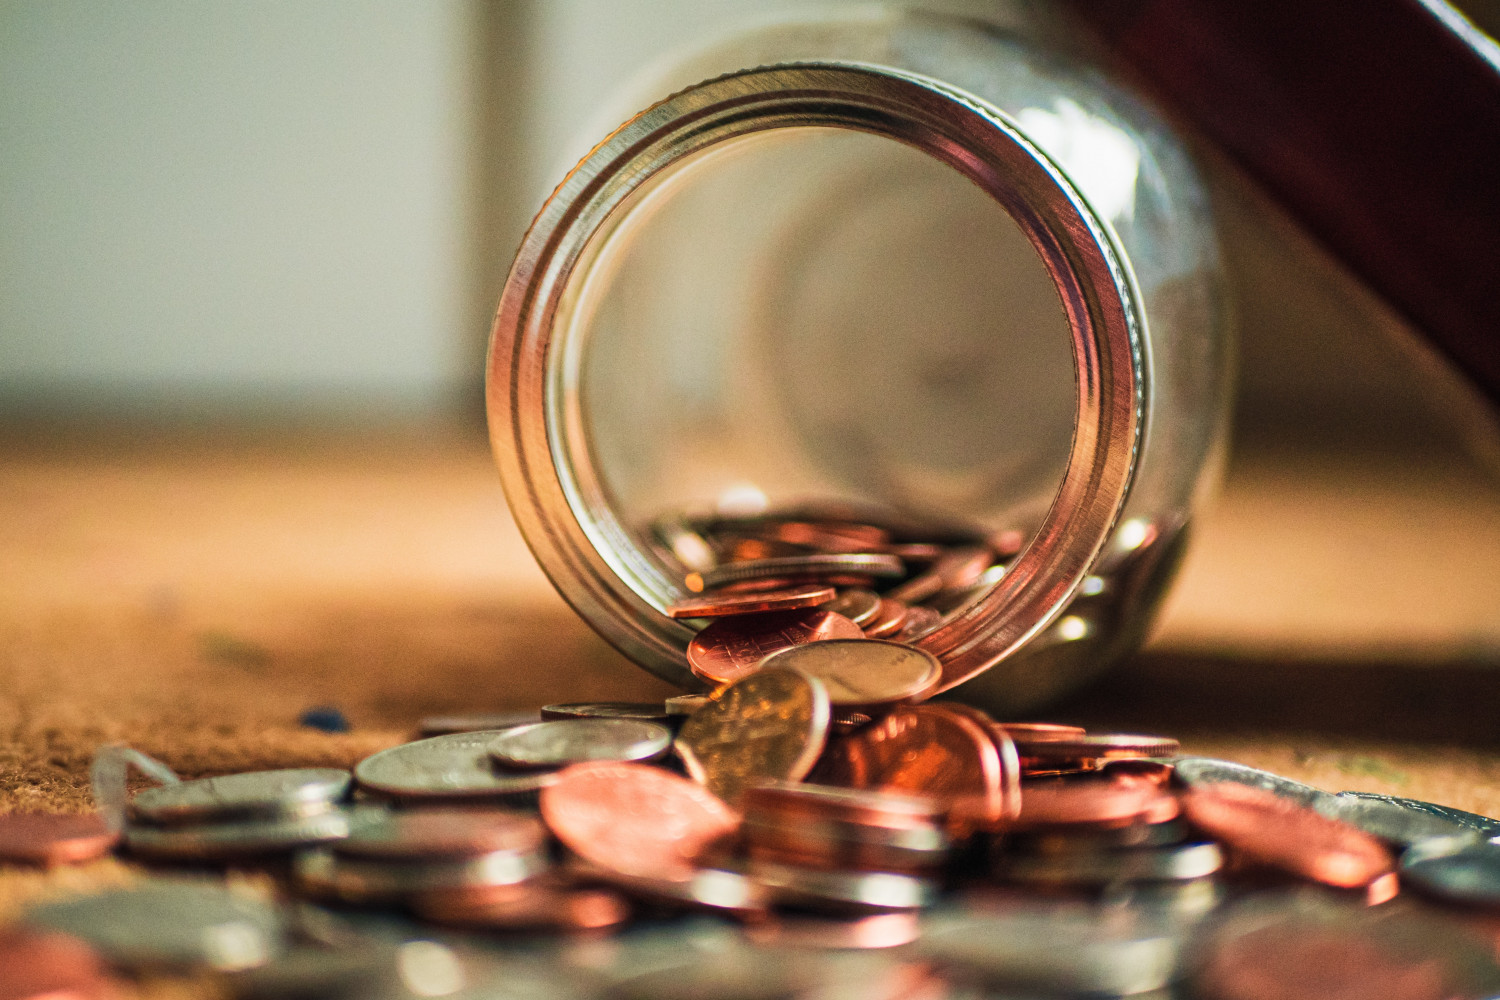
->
[299, 707, 349, 733]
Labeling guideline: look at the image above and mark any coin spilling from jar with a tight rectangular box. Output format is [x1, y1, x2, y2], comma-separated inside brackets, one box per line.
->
[8, 508, 1500, 996]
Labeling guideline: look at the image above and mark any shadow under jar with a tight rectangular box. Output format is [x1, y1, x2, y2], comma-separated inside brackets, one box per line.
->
[487, 9, 1230, 714]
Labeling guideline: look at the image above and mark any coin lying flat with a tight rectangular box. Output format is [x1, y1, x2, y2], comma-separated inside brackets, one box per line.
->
[684, 553, 905, 593]
[354, 732, 560, 801]
[570, 859, 767, 917]
[540, 762, 740, 881]
[0, 812, 119, 865]
[296, 844, 549, 903]
[686, 608, 864, 686]
[489, 719, 672, 769]
[124, 807, 358, 859]
[748, 859, 937, 913]
[334, 807, 545, 862]
[1334, 791, 1500, 838]
[759, 639, 940, 709]
[675, 667, 831, 806]
[1181, 781, 1393, 888]
[668, 585, 838, 619]
[1314, 793, 1475, 847]
[412, 880, 631, 932]
[128, 769, 351, 826]
[997, 839, 1223, 886]
[25, 881, 287, 972]
[1172, 757, 1331, 809]
[1400, 835, 1500, 909]
[540, 703, 673, 724]
[818, 588, 882, 626]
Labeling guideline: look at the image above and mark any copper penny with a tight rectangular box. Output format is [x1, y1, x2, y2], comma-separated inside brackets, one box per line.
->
[540, 761, 740, 880]
[995, 722, 1087, 742]
[0, 928, 117, 1000]
[817, 704, 1007, 831]
[0, 812, 118, 866]
[674, 667, 830, 805]
[818, 588, 882, 626]
[333, 807, 545, 861]
[759, 639, 939, 709]
[685, 553, 905, 593]
[861, 598, 909, 639]
[930, 704, 1023, 823]
[894, 605, 943, 642]
[752, 520, 891, 553]
[1181, 782, 1394, 888]
[667, 585, 837, 619]
[1010, 781, 1180, 830]
[1011, 733, 1180, 762]
[686, 608, 862, 685]
[743, 781, 942, 829]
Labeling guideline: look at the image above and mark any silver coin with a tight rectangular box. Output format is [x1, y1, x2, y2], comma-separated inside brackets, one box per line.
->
[1400, 834, 1500, 908]
[418, 711, 539, 737]
[1171, 757, 1331, 808]
[690, 553, 905, 592]
[665, 694, 710, 716]
[818, 589, 882, 627]
[1336, 791, 1500, 837]
[1313, 792, 1475, 847]
[920, 904, 1180, 996]
[128, 768, 351, 826]
[295, 844, 549, 904]
[354, 732, 561, 801]
[25, 880, 286, 971]
[541, 702, 674, 724]
[1007, 817, 1191, 854]
[998, 840, 1223, 887]
[334, 807, 546, 862]
[571, 859, 768, 917]
[748, 859, 936, 913]
[757, 639, 940, 708]
[490, 718, 673, 770]
[124, 806, 365, 859]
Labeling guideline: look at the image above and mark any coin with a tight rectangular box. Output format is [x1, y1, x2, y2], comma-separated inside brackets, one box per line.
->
[667, 585, 838, 619]
[1181, 781, 1394, 888]
[333, 807, 546, 861]
[1335, 791, 1500, 837]
[675, 667, 831, 805]
[128, 768, 351, 826]
[860, 599, 909, 639]
[758, 639, 940, 709]
[1008, 781, 1180, 830]
[1401, 835, 1500, 909]
[0, 812, 118, 865]
[354, 732, 560, 801]
[412, 880, 631, 932]
[124, 807, 357, 859]
[295, 843, 549, 903]
[686, 608, 862, 685]
[818, 588, 882, 626]
[1313, 793, 1474, 847]
[0, 928, 116, 1000]
[418, 711, 539, 737]
[1172, 757, 1331, 808]
[748, 859, 937, 913]
[743, 912, 921, 950]
[817, 705, 1007, 830]
[1011, 733, 1181, 762]
[994, 722, 1087, 742]
[997, 839, 1223, 886]
[571, 859, 768, 917]
[541, 702, 674, 724]
[540, 761, 740, 880]
[920, 905, 1180, 996]
[665, 694, 710, 716]
[685, 553, 905, 593]
[893, 605, 943, 642]
[25, 881, 287, 972]
[489, 719, 673, 769]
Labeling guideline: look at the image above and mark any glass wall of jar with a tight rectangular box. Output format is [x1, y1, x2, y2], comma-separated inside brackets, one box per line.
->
[488, 8, 1231, 714]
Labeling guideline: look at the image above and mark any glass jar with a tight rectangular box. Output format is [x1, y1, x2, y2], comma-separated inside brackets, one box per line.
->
[486, 7, 1230, 714]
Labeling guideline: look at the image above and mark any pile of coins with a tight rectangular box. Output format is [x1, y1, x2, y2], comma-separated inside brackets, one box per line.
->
[7, 509, 1500, 995]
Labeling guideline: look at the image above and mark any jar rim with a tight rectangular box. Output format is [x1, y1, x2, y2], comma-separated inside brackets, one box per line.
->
[487, 61, 1145, 694]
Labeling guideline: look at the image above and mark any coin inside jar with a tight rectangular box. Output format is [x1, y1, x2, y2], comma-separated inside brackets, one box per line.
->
[488, 719, 673, 769]
[674, 667, 831, 806]
[758, 639, 940, 708]
[667, 585, 837, 619]
[686, 608, 863, 685]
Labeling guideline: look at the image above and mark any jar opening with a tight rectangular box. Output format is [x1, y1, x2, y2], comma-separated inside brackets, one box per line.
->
[491, 63, 1144, 693]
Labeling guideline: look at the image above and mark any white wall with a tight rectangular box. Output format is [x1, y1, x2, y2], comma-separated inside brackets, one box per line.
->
[0, 1, 478, 414]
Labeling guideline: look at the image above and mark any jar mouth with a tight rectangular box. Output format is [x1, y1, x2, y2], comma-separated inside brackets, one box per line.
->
[488, 62, 1145, 694]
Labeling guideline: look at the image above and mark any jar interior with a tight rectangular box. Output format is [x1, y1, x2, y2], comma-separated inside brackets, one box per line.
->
[563, 126, 1075, 598]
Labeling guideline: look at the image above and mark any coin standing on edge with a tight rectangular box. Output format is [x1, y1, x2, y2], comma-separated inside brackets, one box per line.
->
[489, 719, 673, 769]
[686, 608, 863, 685]
[674, 667, 831, 806]
[759, 639, 940, 709]
[540, 761, 740, 881]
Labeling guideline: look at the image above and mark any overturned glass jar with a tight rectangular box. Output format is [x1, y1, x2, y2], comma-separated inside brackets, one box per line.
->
[487, 9, 1230, 714]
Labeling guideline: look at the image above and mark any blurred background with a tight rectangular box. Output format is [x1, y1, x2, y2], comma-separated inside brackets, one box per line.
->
[2, 0, 1498, 727]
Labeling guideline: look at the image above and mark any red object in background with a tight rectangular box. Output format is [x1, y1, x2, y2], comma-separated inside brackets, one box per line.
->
[1070, 0, 1500, 403]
